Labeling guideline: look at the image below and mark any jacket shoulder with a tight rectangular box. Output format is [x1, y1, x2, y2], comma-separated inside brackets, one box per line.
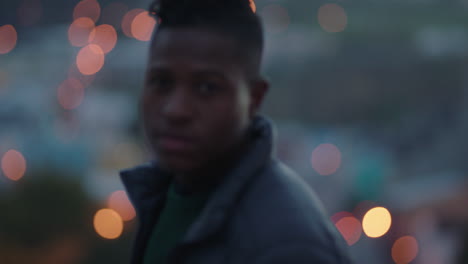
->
[229, 159, 347, 259]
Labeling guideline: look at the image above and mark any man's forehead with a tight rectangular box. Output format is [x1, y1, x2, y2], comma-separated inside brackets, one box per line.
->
[147, 61, 231, 79]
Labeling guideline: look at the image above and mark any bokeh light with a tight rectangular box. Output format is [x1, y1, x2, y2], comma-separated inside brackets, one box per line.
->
[0, 25, 18, 54]
[362, 207, 392, 238]
[131, 11, 156, 42]
[317, 3, 348, 33]
[311, 143, 342, 175]
[76, 44, 105, 75]
[261, 4, 290, 34]
[57, 78, 85, 110]
[107, 190, 136, 221]
[93, 208, 123, 239]
[392, 236, 419, 264]
[250, 0, 256, 13]
[68, 63, 95, 87]
[101, 2, 128, 30]
[68, 17, 95, 47]
[331, 211, 354, 223]
[335, 216, 362, 246]
[1, 149, 26, 181]
[17, 0, 43, 26]
[121, 8, 146, 38]
[88, 24, 117, 53]
[73, 0, 101, 23]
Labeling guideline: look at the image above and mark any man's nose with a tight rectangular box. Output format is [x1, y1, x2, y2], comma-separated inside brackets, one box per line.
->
[162, 88, 194, 122]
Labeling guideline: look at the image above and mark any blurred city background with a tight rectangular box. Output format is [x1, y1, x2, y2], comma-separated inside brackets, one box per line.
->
[1, 0, 468, 263]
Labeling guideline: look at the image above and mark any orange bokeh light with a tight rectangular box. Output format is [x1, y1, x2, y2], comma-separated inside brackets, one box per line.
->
[317, 3, 348, 33]
[101, 2, 128, 30]
[0, 25, 17, 54]
[18, 0, 43, 26]
[362, 207, 392, 238]
[121, 8, 146, 38]
[73, 0, 101, 23]
[93, 208, 123, 239]
[57, 78, 85, 110]
[76, 44, 105, 75]
[392, 236, 419, 264]
[88, 24, 117, 53]
[311, 143, 342, 176]
[335, 216, 362, 246]
[331, 211, 353, 224]
[68, 17, 95, 47]
[1, 149, 26, 181]
[261, 4, 290, 34]
[250, 0, 256, 13]
[68, 64, 95, 87]
[131, 11, 156, 41]
[107, 190, 136, 221]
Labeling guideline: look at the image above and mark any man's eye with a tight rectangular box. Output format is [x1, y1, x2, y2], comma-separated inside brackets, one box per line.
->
[197, 82, 220, 95]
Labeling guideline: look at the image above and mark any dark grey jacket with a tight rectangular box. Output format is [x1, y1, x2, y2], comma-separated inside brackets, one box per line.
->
[120, 115, 352, 264]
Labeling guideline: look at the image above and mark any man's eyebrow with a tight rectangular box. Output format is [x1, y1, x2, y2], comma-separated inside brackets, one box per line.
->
[193, 70, 228, 81]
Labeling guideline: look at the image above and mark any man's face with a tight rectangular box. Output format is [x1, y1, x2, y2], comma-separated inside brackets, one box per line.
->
[141, 28, 264, 174]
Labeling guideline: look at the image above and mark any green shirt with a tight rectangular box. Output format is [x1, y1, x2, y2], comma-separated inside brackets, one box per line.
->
[143, 181, 214, 264]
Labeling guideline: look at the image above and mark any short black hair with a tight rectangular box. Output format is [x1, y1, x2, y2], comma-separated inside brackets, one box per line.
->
[148, 0, 264, 78]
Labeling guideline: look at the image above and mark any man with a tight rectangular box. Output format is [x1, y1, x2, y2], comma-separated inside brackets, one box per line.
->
[120, 0, 352, 263]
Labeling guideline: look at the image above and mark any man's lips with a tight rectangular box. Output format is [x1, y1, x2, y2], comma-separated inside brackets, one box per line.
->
[157, 135, 197, 152]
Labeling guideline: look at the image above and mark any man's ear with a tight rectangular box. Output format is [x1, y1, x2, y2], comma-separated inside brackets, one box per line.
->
[249, 79, 269, 118]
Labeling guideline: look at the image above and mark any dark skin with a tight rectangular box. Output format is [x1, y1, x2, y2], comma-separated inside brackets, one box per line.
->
[141, 27, 269, 194]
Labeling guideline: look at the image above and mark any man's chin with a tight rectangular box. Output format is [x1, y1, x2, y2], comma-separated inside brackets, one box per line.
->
[157, 155, 203, 175]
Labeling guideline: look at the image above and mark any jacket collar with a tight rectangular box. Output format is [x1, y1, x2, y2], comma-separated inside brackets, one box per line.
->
[120, 114, 275, 244]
